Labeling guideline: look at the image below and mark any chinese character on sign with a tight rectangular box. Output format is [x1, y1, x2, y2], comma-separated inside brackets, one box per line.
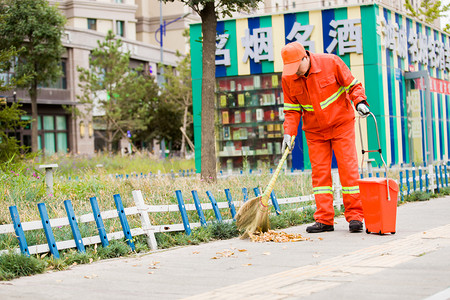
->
[437, 40, 446, 70]
[326, 19, 362, 55]
[241, 28, 274, 63]
[418, 32, 428, 65]
[384, 19, 398, 51]
[216, 33, 231, 66]
[408, 31, 419, 63]
[286, 22, 315, 52]
[397, 27, 408, 59]
[445, 45, 450, 70]
[428, 38, 437, 68]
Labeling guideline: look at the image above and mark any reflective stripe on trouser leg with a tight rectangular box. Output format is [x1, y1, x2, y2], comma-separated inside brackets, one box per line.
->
[331, 127, 364, 222]
[306, 136, 335, 225]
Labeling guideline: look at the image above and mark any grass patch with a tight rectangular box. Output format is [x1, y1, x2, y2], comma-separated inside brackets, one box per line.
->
[0, 253, 46, 280]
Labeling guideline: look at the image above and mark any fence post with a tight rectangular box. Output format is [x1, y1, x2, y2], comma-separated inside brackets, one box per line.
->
[9, 206, 30, 256]
[426, 166, 430, 193]
[445, 165, 449, 187]
[406, 169, 410, 195]
[242, 188, 249, 203]
[113, 194, 136, 251]
[399, 171, 404, 201]
[435, 165, 440, 193]
[63, 200, 86, 253]
[37, 203, 60, 259]
[206, 191, 222, 222]
[419, 167, 423, 191]
[89, 197, 109, 248]
[439, 165, 444, 188]
[191, 190, 207, 226]
[270, 191, 281, 215]
[412, 167, 417, 192]
[175, 190, 192, 235]
[132, 190, 158, 251]
[224, 189, 237, 220]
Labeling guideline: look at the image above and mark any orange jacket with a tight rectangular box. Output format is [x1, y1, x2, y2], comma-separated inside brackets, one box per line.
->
[282, 51, 367, 139]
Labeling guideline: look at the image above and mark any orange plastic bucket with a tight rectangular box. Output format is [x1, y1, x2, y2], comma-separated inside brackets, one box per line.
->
[357, 178, 399, 234]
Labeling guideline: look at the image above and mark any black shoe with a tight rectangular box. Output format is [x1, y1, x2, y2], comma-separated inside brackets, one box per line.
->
[349, 220, 363, 232]
[306, 222, 334, 233]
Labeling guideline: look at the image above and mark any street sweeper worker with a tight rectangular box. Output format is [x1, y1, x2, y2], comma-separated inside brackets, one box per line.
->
[280, 41, 370, 233]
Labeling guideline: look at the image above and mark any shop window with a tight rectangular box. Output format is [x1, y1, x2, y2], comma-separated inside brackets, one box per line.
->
[87, 18, 97, 31]
[116, 21, 125, 37]
[216, 73, 286, 170]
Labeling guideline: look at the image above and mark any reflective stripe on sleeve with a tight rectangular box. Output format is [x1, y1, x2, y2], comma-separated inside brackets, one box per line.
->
[345, 78, 359, 92]
[284, 103, 301, 111]
[301, 104, 314, 112]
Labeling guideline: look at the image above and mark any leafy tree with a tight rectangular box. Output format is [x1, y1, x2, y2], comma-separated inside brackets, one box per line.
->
[404, 0, 450, 25]
[162, 52, 193, 158]
[77, 30, 160, 152]
[0, 0, 66, 153]
[0, 47, 31, 162]
[163, 0, 261, 182]
[139, 99, 184, 152]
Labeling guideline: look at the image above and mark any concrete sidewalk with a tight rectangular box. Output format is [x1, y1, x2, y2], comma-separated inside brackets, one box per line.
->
[1, 196, 450, 300]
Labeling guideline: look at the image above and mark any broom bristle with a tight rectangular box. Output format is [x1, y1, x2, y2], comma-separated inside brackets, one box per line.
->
[235, 196, 270, 238]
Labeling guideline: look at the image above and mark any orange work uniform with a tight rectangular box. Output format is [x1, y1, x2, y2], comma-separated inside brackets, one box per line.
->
[282, 51, 367, 225]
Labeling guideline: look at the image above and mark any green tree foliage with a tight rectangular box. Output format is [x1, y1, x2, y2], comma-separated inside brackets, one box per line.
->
[0, 0, 66, 153]
[161, 52, 193, 158]
[77, 30, 160, 152]
[163, 0, 262, 181]
[404, 0, 450, 25]
[0, 47, 31, 163]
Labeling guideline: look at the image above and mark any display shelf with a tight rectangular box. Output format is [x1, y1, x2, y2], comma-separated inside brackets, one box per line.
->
[216, 72, 288, 170]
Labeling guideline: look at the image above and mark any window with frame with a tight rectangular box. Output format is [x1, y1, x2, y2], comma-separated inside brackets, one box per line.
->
[40, 60, 67, 89]
[36, 115, 69, 155]
[116, 21, 125, 37]
[87, 18, 97, 31]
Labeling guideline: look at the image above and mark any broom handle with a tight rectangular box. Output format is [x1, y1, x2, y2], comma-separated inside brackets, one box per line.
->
[260, 136, 296, 206]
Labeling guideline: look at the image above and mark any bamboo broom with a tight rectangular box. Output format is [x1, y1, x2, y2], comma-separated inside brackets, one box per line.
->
[235, 136, 295, 238]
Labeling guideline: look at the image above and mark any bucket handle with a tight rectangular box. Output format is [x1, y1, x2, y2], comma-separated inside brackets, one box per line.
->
[358, 112, 390, 201]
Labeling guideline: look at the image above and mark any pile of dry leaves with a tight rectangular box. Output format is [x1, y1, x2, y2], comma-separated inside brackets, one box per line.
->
[249, 230, 309, 243]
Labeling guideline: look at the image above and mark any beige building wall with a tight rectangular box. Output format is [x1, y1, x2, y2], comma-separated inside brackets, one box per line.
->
[135, 0, 196, 55]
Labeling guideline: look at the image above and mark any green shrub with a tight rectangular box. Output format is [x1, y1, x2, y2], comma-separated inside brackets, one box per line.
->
[269, 207, 315, 229]
[208, 221, 239, 240]
[97, 240, 132, 259]
[404, 191, 431, 202]
[0, 252, 46, 280]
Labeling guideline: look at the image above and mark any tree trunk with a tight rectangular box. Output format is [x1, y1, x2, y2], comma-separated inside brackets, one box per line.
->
[30, 79, 38, 153]
[180, 104, 188, 158]
[107, 118, 113, 153]
[200, 2, 217, 182]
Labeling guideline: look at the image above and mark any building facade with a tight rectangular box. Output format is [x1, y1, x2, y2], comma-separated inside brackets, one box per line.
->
[1, 0, 188, 155]
[190, 3, 450, 172]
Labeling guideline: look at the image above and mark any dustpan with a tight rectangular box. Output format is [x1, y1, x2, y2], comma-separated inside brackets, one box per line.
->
[357, 112, 399, 235]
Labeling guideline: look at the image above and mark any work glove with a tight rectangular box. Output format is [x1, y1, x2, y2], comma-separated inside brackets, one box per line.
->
[281, 134, 294, 154]
[356, 102, 370, 118]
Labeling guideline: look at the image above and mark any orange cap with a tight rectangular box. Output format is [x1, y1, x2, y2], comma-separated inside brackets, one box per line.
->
[281, 42, 306, 76]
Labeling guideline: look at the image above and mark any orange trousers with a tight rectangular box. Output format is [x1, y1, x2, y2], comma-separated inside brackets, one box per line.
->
[306, 126, 363, 225]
